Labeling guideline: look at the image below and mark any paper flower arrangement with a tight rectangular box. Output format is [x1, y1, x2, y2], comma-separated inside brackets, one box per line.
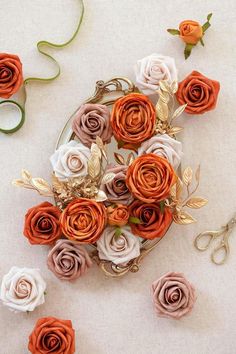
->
[13, 54, 220, 277]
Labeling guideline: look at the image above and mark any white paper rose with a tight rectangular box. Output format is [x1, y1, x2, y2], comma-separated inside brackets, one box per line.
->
[0, 267, 46, 313]
[96, 226, 141, 265]
[138, 134, 183, 169]
[134, 54, 177, 95]
[50, 140, 91, 181]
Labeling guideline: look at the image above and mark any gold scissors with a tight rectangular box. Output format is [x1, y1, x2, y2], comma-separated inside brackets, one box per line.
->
[194, 214, 236, 265]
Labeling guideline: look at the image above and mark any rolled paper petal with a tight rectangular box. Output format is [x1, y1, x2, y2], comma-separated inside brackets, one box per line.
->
[47, 239, 93, 280]
[72, 103, 112, 147]
[138, 134, 183, 170]
[176, 71, 220, 114]
[151, 272, 196, 319]
[50, 140, 91, 181]
[28, 317, 75, 354]
[0, 266, 46, 312]
[97, 226, 141, 265]
[134, 54, 177, 95]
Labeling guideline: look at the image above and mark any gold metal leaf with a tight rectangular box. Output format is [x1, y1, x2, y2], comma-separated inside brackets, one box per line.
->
[12, 179, 29, 187]
[21, 169, 32, 182]
[94, 190, 108, 202]
[168, 126, 183, 136]
[114, 152, 125, 165]
[31, 178, 53, 195]
[170, 81, 178, 94]
[186, 197, 208, 209]
[159, 80, 171, 93]
[91, 143, 102, 159]
[158, 90, 170, 104]
[101, 172, 116, 185]
[171, 104, 187, 120]
[126, 152, 135, 166]
[95, 136, 104, 150]
[156, 100, 169, 122]
[195, 165, 201, 182]
[176, 177, 183, 200]
[173, 211, 196, 225]
[88, 156, 101, 179]
[182, 167, 193, 186]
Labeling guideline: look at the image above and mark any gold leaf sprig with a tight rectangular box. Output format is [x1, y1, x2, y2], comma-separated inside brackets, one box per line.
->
[155, 80, 187, 137]
[169, 166, 208, 225]
[114, 151, 136, 166]
[12, 169, 54, 197]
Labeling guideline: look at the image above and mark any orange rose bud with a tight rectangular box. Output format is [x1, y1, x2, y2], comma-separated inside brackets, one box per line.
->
[107, 204, 129, 227]
[126, 154, 177, 203]
[110, 93, 156, 150]
[60, 198, 107, 243]
[179, 20, 203, 45]
[129, 200, 172, 240]
[176, 71, 220, 114]
[0, 53, 23, 98]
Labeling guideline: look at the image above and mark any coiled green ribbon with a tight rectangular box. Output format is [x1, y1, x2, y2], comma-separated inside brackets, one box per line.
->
[0, 0, 84, 134]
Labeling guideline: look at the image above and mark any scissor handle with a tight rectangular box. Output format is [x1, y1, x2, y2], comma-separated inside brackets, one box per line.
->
[211, 241, 229, 265]
[194, 231, 220, 251]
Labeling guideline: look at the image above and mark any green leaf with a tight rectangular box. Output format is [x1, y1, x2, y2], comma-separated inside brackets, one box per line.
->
[207, 13, 213, 21]
[117, 140, 125, 149]
[200, 38, 205, 46]
[167, 29, 180, 35]
[159, 201, 165, 214]
[184, 44, 194, 60]
[129, 216, 141, 224]
[202, 22, 211, 32]
[114, 227, 122, 239]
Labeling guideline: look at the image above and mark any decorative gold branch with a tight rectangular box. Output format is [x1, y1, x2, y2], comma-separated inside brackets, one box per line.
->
[12, 170, 53, 197]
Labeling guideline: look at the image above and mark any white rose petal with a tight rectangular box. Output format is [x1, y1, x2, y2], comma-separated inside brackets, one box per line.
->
[50, 140, 91, 181]
[138, 134, 183, 169]
[0, 266, 46, 313]
[97, 226, 141, 265]
[134, 54, 178, 95]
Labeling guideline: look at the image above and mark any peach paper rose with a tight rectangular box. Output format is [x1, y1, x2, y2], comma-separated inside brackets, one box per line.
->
[107, 204, 129, 227]
[126, 154, 176, 203]
[152, 272, 196, 319]
[0, 53, 23, 98]
[176, 71, 220, 115]
[110, 93, 156, 149]
[128, 200, 172, 239]
[47, 239, 93, 280]
[179, 20, 203, 45]
[72, 103, 112, 147]
[23, 202, 62, 245]
[60, 198, 107, 243]
[28, 317, 75, 354]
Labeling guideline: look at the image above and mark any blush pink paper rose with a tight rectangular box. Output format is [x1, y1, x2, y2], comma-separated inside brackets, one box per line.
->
[47, 239, 93, 280]
[151, 272, 196, 319]
[72, 103, 112, 147]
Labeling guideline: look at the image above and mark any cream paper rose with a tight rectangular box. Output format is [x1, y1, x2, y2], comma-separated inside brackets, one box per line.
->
[0, 267, 46, 313]
[96, 226, 140, 265]
[50, 140, 91, 181]
[138, 134, 183, 169]
[134, 54, 177, 95]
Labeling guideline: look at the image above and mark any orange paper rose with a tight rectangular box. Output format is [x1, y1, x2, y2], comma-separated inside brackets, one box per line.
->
[126, 154, 176, 203]
[28, 317, 75, 354]
[60, 198, 107, 243]
[0, 53, 23, 98]
[176, 71, 220, 114]
[129, 200, 172, 239]
[107, 204, 129, 227]
[179, 20, 203, 45]
[110, 93, 156, 149]
[23, 202, 62, 245]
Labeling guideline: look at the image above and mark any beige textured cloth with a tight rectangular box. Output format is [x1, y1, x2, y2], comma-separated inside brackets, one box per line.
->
[0, 0, 236, 353]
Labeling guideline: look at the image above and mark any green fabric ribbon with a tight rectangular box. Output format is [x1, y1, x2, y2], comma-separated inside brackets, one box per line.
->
[0, 0, 84, 135]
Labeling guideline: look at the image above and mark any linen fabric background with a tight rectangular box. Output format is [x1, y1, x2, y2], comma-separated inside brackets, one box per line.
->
[0, 0, 236, 353]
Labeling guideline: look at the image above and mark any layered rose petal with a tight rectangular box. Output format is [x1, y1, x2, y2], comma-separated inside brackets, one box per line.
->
[24, 202, 62, 245]
[179, 20, 203, 45]
[0, 267, 46, 313]
[110, 93, 156, 149]
[97, 226, 140, 265]
[60, 198, 107, 243]
[176, 71, 220, 114]
[151, 272, 196, 319]
[72, 103, 112, 147]
[134, 54, 178, 95]
[0, 53, 23, 98]
[138, 134, 183, 170]
[28, 317, 75, 354]
[107, 204, 129, 227]
[47, 239, 93, 280]
[129, 200, 172, 239]
[126, 153, 177, 203]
